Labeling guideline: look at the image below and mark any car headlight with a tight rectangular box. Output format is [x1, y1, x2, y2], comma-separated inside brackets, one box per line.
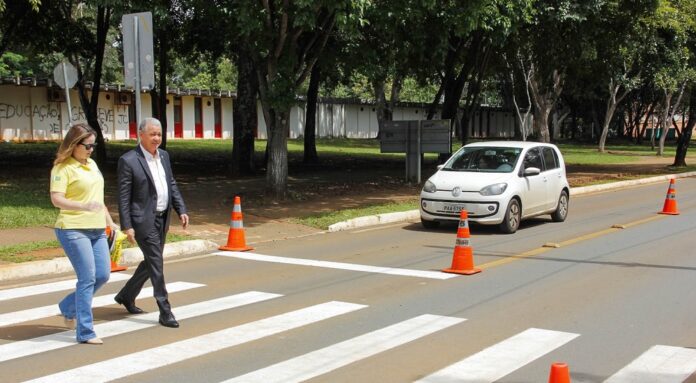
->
[480, 183, 507, 196]
[423, 180, 437, 193]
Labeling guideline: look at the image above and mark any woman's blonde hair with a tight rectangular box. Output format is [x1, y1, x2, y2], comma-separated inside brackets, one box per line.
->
[54, 123, 97, 166]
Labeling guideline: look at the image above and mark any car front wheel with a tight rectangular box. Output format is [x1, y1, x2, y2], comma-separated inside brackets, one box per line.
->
[551, 190, 569, 222]
[500, 199, 521, 234]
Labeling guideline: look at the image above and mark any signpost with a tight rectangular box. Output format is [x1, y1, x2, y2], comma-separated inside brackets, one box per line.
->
[52, 61, 78, 123]
[380, 120, 451, 183]
[122, 11, 154, 127]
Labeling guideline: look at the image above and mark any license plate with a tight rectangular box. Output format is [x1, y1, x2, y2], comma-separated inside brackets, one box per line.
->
[442, 203, 467, 213]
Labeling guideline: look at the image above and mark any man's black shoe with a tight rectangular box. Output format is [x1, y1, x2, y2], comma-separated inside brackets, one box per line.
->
[114, 296, 144, 314]
[159, 312, 179, 328]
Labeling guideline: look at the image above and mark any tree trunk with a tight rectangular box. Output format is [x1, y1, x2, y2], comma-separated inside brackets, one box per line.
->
[266, 109, 289, 198]
[658, 83, 686, 156]
[599, 80, 628, 152]
[638, 102, 656, 145]
[673, 86, 695, 166]
[373, 73, 402, 138]
[231, 49, 258, 176]
[528, 69, 563, 143]
[373, 78, 389, 135]
[157, 22, 169, 149]
[533, 106, 551, 142]
[657, 92, 672, 156]
[507, 56, 533, 141]
[426, 85, 444, 120]
[74, 6, 110, 167]
[303, 64, 320, 164]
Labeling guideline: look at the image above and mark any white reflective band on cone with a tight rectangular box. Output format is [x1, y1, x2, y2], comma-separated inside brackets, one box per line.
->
[456, 238, 470, 247]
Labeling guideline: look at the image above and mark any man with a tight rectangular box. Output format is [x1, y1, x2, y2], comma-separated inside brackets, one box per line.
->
[114, 117, 189, 328]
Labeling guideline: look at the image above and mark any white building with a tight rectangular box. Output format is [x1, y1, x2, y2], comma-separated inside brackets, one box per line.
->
[0, 79, 517, 142]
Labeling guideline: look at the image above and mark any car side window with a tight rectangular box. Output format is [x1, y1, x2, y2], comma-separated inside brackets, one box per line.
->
[542, 147, 558, 171]
[523, 148, 543, 170]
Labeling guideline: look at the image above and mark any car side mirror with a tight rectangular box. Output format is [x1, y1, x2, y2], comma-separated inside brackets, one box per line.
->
[523, 167, 541, 176]
[437, 164, 444, 170]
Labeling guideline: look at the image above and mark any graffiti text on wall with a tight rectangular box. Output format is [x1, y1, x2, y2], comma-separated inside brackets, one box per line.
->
[0, 103, 129, 134]
[0, 103, 60, 121]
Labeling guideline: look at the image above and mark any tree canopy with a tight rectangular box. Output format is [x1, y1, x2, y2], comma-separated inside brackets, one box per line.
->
[1, 0, 694, 197]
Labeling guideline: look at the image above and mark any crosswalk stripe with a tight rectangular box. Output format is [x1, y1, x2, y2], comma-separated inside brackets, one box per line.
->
[0, 281, 204, 328]
[416, 328, 579, 382]
[215, 251, 457, 280]
[0, 274, 131, 302]
[604, 345, 696, 383]
[223, 314, 465, 383]
[0, 291, 281, 363]
[23, 301, 367, 383]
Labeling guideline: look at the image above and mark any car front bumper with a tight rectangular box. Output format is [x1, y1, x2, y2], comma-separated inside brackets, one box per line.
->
[420, 192, 506, 225]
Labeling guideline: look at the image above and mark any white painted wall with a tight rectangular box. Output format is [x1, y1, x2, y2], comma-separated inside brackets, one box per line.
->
[182, 97, 195, 139]
[222, 98, 233, 139]
[2, 84, 531, 142]
[165, 95, 175, 139]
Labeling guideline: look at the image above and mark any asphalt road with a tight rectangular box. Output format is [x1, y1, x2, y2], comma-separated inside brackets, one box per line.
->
[1, 177, 695, 382]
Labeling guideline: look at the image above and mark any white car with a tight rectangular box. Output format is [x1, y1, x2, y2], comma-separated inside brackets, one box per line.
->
[420, 141, 569, 233]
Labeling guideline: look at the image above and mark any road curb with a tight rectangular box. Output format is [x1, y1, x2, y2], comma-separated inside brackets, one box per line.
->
[0, 239, 219, 283]
[327, 171, 696, 233]
[328, 210, 420, 232]
[569, 171, 696, 196]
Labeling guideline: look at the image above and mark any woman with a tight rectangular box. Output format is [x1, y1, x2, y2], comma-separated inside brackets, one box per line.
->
[50, 123, 117, 345]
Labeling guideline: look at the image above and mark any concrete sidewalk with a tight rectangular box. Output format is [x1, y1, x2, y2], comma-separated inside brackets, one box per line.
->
[2, 171, 695, 283]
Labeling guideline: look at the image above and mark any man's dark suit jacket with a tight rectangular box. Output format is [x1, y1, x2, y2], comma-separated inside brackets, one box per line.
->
[117, 146, 187, 238]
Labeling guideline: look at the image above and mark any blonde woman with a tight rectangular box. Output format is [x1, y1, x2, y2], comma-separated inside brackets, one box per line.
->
[50, 123, 117, 345]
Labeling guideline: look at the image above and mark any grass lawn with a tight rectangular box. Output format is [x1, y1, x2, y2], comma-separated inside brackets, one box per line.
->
[0, 177, 57, 229]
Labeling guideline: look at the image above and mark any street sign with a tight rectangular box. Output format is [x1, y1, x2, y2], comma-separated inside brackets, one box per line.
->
[380, 119, 452, 183]
[52, 61, 77, 89]
[380, 120, 451, 154]
[122, 11, 155, 127]
[122, 12, 155, 90]
[52, 61, 77, 124]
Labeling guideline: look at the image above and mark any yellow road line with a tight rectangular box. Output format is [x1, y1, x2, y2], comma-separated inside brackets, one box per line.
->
[478, 215, 667, 270]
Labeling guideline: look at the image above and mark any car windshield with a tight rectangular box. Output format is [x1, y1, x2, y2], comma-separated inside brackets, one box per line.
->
[442, 146, 522, 173]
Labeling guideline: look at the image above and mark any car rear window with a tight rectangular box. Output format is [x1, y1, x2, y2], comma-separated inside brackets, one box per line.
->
[542, 147, 559, 170]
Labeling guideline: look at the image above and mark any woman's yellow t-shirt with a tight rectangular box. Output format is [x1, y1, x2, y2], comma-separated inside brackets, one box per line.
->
[50, 157, 106, 229]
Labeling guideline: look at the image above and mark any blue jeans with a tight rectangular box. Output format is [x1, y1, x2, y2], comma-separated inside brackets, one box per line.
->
[55, 229, 110, 342]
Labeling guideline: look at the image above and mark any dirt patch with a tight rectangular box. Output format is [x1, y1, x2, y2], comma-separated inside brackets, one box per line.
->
[1, 248, 64, 264]
[177, 158, 682, 222]
[2, 149, 692, 263]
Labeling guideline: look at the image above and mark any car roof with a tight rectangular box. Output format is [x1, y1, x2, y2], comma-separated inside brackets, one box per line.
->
[464, 141, 558, 149]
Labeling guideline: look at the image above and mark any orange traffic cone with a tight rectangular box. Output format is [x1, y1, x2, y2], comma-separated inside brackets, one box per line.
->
[219, 196, 254, 251]
[659, 179, 679, 215]
[110, 260, 127, 272]
[548, 362, 571, 383]
[442, 210, 481, 275]
[105, 226, 127, 272]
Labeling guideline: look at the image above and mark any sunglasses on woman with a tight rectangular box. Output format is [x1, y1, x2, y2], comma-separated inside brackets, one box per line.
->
[78, 143, 98, 150]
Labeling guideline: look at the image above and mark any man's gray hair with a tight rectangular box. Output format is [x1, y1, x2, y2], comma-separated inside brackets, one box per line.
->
[138, 117, 162, 132]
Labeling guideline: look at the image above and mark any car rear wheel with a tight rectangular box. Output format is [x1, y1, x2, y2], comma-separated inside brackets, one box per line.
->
[421, 218, 440, 229]
[500, 199, 520, 234]
[551, 190, 569, 222]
